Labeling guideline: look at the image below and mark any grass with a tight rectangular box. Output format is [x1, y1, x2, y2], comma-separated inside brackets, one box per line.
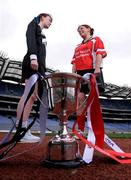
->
[0, 131, 131, 139]
[107, 132, 131, 139]
[45, 132, 131, 139]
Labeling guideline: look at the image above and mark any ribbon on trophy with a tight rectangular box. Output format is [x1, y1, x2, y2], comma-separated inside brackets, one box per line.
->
[72, 73, 131, 164]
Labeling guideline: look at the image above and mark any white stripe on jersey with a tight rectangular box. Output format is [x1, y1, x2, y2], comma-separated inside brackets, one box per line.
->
[96, 49, 106, 52]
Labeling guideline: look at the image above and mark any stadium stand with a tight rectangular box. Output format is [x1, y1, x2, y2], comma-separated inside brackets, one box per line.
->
[0, 54, 131, 122]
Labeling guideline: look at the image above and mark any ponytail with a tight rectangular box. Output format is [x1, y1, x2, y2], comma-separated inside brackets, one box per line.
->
[90, 28, 94, 36]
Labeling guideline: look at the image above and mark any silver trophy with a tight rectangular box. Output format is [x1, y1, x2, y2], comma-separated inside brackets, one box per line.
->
[42, 72, 83, 168]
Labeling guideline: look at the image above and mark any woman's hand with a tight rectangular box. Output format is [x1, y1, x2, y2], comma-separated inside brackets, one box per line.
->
[30, 59, 38, 71]
[72, 63, 76, 73]
[94, 68, 100, 76]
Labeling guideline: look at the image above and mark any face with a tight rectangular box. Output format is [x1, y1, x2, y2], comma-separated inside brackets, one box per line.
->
[40, 16, 52, 29]
[77, 26, 90, 39]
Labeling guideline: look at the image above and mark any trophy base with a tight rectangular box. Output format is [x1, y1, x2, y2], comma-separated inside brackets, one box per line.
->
[41, 135, 85, 168]
[42, 158, 84, 168]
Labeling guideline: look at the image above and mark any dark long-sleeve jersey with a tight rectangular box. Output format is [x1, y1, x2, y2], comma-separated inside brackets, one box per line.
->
[22, 18, 47, 80]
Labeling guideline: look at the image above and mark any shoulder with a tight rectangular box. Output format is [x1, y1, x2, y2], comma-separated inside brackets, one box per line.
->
[26, 19, 40, 36]
[28, 19, 36, 26]
[76, 43, 82, 47]
[27, 19, 38, 30]
[75, 43, 82, 50]
[92, 36, 101, 41]
[92, 36, 104, 43]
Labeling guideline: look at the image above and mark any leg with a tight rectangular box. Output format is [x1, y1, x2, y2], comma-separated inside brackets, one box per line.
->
[39, 84, 48, 141]
[22, 83, 38, 122]
[16, 80, 38, 123]
[16, 80, 40, 143]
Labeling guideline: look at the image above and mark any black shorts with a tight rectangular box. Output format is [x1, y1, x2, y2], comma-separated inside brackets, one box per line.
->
[77, 69, 105, 94]
[22, 58, 37, 82]
[77, 69, 94, 94]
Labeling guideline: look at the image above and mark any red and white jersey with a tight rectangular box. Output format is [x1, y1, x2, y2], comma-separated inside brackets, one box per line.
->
[71, 36, 107, 71]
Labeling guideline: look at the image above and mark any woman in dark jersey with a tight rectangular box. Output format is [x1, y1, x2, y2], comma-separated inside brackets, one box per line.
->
[16, 13, 52, 143]
[71, 24, 107, 137]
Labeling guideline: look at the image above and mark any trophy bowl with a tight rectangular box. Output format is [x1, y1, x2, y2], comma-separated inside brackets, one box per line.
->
[42, 72, 83, 168]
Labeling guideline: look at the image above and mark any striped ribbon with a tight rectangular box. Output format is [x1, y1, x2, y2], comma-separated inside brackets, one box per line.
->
[72, 74, 131, 164]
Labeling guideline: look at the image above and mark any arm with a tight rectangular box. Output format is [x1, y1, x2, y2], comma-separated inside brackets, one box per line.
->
[71, 53, 76, 73]
[72, 63, 76, 73]
[26, 21, 38, 71]
[94, 54, 102, 74]
[94, 37, 107, 74]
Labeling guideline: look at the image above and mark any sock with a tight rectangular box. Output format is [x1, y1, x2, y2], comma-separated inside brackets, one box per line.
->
[16, 120, 19, 126]
[16, 120, 27, 128]
[22, 121, 28, 128]
[77, 115, 86, 132]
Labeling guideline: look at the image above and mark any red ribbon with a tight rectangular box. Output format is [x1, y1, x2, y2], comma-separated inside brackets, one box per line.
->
[72, 74, 131, 164]
[89, 74, 104, 148]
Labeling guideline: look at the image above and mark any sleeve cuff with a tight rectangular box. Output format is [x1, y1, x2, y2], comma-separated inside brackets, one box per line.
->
[30, 54, 38, 61]
[96, 51, 107, 58]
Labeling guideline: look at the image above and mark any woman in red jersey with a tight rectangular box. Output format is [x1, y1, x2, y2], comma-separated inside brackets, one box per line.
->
[71, 24, 107, 136]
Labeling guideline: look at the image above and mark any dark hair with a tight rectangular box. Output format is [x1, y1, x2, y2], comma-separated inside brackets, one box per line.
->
[38, 13, 53, 22]
[77, 24, 94, 36]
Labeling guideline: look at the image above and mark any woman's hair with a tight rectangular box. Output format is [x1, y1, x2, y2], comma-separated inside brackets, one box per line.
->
[77, 24, 94, 36]
[38, 13, 53, 22]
